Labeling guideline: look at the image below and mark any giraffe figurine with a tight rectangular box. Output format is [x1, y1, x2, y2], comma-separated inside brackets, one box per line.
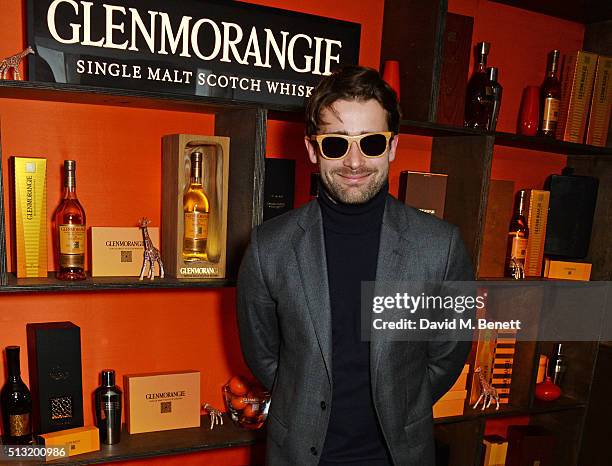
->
[138, 217, 165, 281]
[0, 47, 35, 80]
[472, 366, 500, 411]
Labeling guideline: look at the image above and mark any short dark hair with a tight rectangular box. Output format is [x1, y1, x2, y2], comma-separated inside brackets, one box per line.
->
[305, 65, 401, 137]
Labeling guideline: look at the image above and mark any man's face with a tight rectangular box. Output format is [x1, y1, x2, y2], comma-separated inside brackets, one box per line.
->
[304, 99, 398, 204]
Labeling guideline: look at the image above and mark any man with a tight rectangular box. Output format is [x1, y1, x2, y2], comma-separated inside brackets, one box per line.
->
[237, 65, 473, 465]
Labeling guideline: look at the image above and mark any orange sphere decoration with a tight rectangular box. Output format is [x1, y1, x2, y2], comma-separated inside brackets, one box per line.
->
[228, 376, 249, 396]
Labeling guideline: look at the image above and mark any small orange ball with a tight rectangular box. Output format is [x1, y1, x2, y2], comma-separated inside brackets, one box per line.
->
[231, 395, 248, 410]
[228, 376, 249, 396]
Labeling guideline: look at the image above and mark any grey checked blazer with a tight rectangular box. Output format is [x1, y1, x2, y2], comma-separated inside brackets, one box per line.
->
[237, 195, 473, 466]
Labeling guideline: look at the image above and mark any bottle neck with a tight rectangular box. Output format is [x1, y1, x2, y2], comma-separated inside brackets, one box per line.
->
[190, 162, 203, 185]
[63, 170, 78, 198]
[6, 347, 21, 380]
[516, 191, 527, 216]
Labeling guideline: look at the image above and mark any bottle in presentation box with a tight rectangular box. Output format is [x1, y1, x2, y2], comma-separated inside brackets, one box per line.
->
[504, 189, 529, 279]
[464, 41, 491, 129]
[0, 346, 33, 444]
[94, 370, 122, 445]
[162, 134, 229, 279]
[182, 152, 210, 262]
[53, 160, 86, 280]
[538, 50, 561, 137]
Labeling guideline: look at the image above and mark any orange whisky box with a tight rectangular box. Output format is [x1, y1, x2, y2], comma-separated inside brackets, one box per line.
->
[544, 259, 592, 281]
[38, 425, 100, 459]
[556, 51, 598, 143]
[524, 190, 550, 277]
[91, 227, 159, 277]
[124, 371, 200, 434]
[585, 55, 612, 147]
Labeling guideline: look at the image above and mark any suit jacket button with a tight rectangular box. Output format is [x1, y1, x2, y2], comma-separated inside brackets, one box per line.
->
[320, 401, 326, 410]
[310, 447, 318, 455]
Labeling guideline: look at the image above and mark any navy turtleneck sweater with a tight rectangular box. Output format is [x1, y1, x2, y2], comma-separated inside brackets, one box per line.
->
[318, 181, 392, 466]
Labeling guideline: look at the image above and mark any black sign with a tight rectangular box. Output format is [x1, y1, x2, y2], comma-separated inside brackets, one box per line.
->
[26, 0, 361, 107]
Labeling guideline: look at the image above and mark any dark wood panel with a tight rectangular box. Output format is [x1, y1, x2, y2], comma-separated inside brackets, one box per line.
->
[0, 124, 6, 286]
[528, 408, 587, 466]
[380, 0, 447, 121]
[579, 344, 612, 466]
[436, 13, 473, 126]
[566, 156, 612, 280]
[431, 135, 494, 274]
[435, 418, 483, 466]
[215, 108, 266, 279]
[490, 0, 612, 24]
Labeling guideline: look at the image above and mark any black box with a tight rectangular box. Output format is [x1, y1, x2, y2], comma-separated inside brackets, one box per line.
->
[263, 158, 295, 221]
[26, 322, 84, 434]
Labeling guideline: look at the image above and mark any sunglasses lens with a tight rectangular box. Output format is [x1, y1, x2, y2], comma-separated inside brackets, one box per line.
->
[321, 136, 349, 159]
[359, 133, 388, 157]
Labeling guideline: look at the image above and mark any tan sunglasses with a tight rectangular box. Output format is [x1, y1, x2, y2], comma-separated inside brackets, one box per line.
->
[310, 132, 394, 160]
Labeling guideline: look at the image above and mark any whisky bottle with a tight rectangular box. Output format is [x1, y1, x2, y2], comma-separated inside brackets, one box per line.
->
[94, 370, 122, 445]
[485, 67, 503, 131]
[0, 346, 32, 444]
[183, 152, 210, 261]
[53, 160, 86, 280]
[538, 50, 561, 137]
[464, 42, 491, 129]
[505, 189, 529, 279]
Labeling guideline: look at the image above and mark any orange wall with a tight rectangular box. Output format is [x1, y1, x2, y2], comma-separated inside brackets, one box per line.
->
[0, 0, 584, 464]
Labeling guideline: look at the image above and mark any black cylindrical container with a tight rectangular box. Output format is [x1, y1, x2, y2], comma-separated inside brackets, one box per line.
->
[94, 369, 122, 444]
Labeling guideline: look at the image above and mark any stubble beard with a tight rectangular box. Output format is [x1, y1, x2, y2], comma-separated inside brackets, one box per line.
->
[321, 165, 389, 204]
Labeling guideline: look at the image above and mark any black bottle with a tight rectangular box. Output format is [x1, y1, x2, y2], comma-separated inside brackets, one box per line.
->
[464, 41, 491, 129]
[94, 370, 122, 444]
[0, 346, 33, 444]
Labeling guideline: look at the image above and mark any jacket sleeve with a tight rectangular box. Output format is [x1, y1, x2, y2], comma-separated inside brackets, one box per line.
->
[236, 227, 280, 391]
[427, 226, 474, 403]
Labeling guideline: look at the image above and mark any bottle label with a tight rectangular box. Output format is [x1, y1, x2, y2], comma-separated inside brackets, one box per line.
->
[184, 212, 209, 240]
[9, 413, 31, 436]
[59, 224, 86, 268]
[509, 234, 528, 260]
[542, 97, 560, 130]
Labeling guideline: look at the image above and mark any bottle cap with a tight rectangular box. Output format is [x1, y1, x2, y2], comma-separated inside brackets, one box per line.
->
[101, 369, 116, 387]
[64, 160, 76, 171]
[5, 346, 21, 376]
[191, 151, 203, 163]
[555, 343, 564, 355]
[487, 67, 498, 82]
[477, 42, 490, 55]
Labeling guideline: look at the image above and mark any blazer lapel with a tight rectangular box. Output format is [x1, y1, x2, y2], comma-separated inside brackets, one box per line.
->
[293, 202, 333, 385]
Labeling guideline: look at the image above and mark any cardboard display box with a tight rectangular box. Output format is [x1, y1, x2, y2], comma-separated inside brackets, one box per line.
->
[91, 227, 159, 277]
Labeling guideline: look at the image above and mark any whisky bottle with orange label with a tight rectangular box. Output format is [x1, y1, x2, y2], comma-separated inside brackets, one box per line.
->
[183, 151, 210, 262]
[54, 160, 86, 280]
[505, 189, 529, 279]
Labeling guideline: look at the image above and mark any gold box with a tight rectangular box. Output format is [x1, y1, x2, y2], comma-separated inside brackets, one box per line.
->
[544, 259, 592, 281]
[11, 157, 48, 277]
[556, 51, 598, 143]
[162, 134, 229, 279]
[448, 364, 470, 392]
[91, 227, 160, 277]
[585, 55, 612, 147]
[38, 425, 100, 460]
[524, 190, 550, 277]
[124, 371, 200, 434]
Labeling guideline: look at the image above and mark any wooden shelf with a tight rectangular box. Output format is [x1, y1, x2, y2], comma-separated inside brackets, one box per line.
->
[0, 273, 235, 294]
[6, 414, 263, 466]
[434, 395, 586, 425]
[0, 80, 302, 114]
[398, 119, 612, 156]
